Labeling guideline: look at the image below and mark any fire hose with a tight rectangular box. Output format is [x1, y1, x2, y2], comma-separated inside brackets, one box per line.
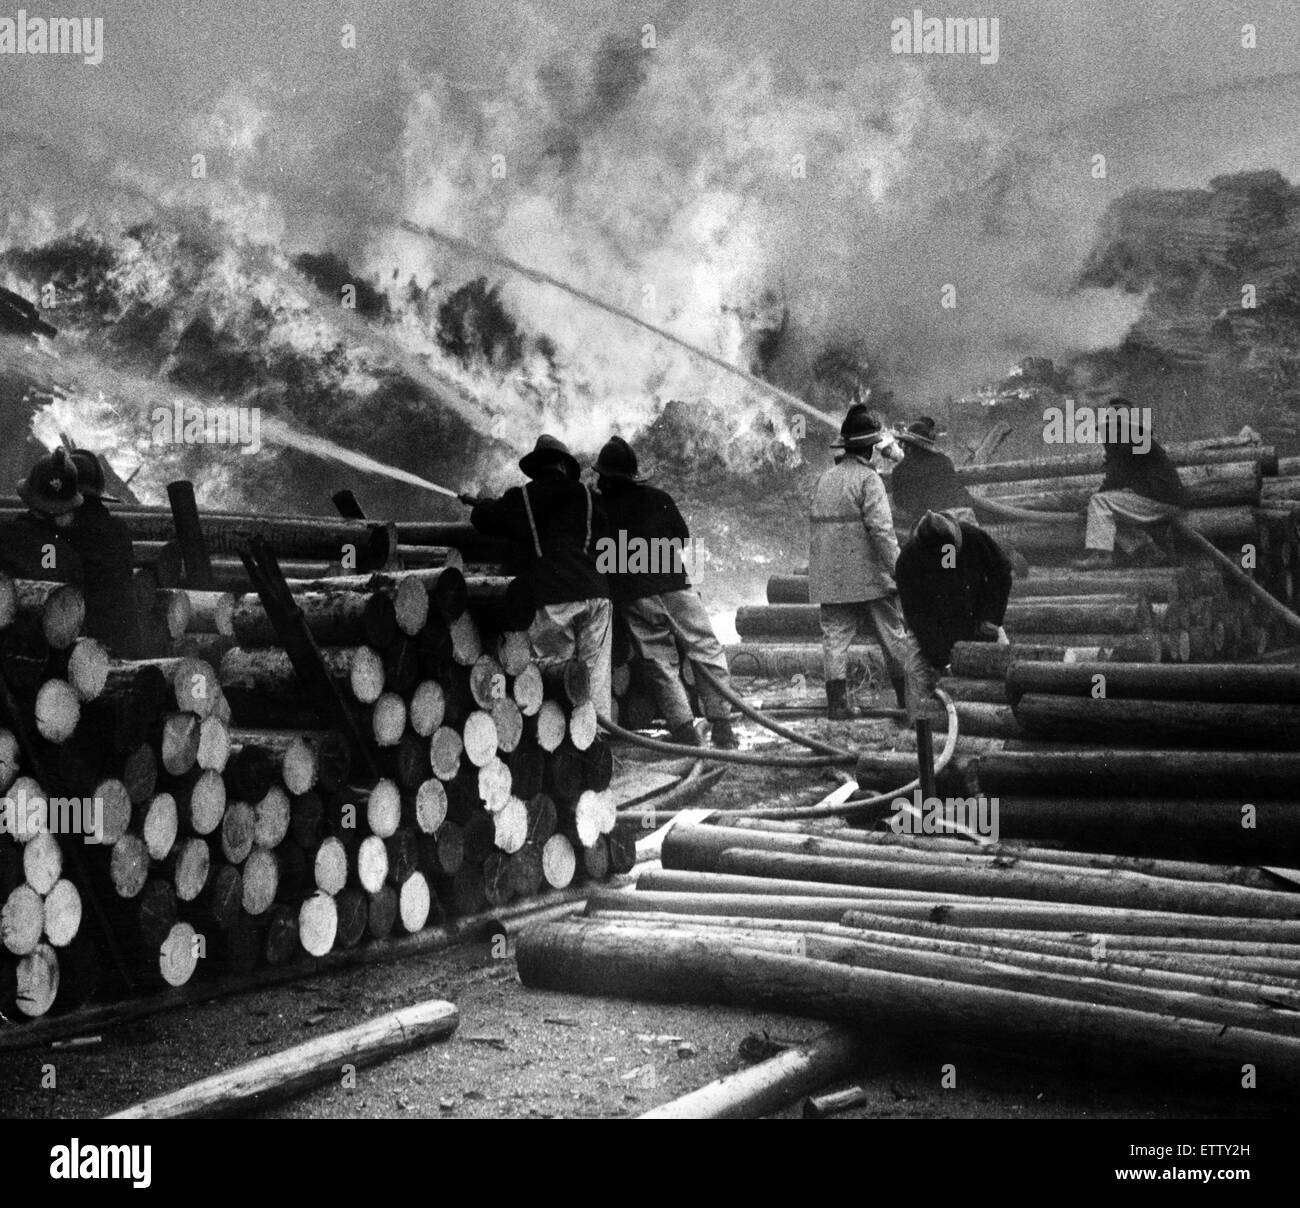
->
[603, 689, 958, 822]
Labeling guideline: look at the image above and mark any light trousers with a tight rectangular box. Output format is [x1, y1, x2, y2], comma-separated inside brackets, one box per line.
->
[528, 597, 613, 720]
[622, 589, 734, 727]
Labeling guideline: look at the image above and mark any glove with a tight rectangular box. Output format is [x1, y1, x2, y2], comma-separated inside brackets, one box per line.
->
[457, 493, 482, 508]
[995, 626, 1010, 647]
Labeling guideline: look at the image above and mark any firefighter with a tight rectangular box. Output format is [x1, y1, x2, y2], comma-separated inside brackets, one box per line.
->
[594, 435, 738, 749]
[461, 435, 613, 719]
[0, 449, 84, 585]
[888, 417, 979, 526]
[66, 448, 141, 657]
[1074, 414, 1188, 570]
[896, 509, 1014, 679]
[809, 405, 928, 721]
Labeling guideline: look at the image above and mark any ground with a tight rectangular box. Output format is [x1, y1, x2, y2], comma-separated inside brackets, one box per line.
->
[0, 684, 1292, 1120]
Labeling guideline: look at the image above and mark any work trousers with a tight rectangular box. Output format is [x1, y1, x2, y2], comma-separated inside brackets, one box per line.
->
[819, 595, 929, 717]
[622, 589, 734, 728]
[528, 597, 613, 720]
[1085, 489, 1182, 553]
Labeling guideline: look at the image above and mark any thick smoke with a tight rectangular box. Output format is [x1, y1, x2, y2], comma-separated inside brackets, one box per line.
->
[370, 34, 1142, 445]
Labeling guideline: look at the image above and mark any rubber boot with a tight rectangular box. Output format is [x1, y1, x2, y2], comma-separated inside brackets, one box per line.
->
[826, 679, 857, 720]
[668, 720, 703, 747]
[710, 716, 740, 750]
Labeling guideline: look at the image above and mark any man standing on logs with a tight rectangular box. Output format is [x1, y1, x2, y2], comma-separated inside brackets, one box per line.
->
[0, 449, 84, 585]
[896, 510, 1013, 682]
[1073, 410, 1188, 570]
[809, 405, 928, 721]
[67, 448, 141, 657]
[593, 436, 739, 750]
[461, 435, 613, 719]
[887, 417, 979, 526]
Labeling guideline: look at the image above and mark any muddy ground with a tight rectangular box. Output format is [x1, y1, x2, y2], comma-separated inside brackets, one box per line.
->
[0, 686, 1293, 1120]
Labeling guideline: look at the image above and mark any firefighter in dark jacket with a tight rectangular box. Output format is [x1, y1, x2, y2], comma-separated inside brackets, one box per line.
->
[1074, 414, 1188, 570]
[462, 435, 613, 718]
[0, 449, 84, 585]
[888, 417, 979, 525]
[66, 448, 141, 657]
[896, 510, 1014, 674]
[594, 436, 738, 749]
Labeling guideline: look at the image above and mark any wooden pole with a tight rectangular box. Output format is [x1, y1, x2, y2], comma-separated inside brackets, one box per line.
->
[166, 481, 215, 590]
[106, 999, 458, 1118]
[517, 919, 1300, 1082]
[637, 1026, 869, 1119]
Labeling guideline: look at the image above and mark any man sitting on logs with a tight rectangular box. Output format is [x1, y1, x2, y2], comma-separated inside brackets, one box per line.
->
[1073, 412, 1189, 571]
[593, 436, 739, 750]
[896, 510, 1014, 684]
[67, 447, 141, 657]
[461, 435, 614, 719]
[887, 417, 979, 527]
[809, 405, 928, 721]
[0, 448, 85, 584]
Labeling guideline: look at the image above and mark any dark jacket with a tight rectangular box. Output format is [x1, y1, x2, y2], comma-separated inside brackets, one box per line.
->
[896, 522, 1014, 669]
[888, 447, 976, 521]
[1100, 441, 1188, 508]
[66, 497, 141, 657]
[597, 482, 690, 602]
[470, 476, 610, 606]
[0, 513, 84, 585]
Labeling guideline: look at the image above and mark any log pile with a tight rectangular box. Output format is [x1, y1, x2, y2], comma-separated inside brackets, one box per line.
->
[922, 655, 1300, 864]
[0, 548, 626, 1024]
[517, 816, 1300, 1088]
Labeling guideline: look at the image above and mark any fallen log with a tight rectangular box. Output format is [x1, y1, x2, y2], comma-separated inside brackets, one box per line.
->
[638, 1026, 870, 1119]
[105, 998, 459, 1118]
[516, 920, 1300, 1083]
[705, 848, 1300, 920]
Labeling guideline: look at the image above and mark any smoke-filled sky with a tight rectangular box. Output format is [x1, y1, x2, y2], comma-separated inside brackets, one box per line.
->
[2, 0, 1299, 456]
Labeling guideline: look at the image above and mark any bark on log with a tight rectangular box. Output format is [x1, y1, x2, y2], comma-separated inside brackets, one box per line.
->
[1014, 693, 1300, 749]
[516, 920, 1300, 1084]
[953, 442, 1278, 486]
[640, 1025, 870, 1119]
[1006, 660, 1300, 704]
[105, 999, 459, 1119]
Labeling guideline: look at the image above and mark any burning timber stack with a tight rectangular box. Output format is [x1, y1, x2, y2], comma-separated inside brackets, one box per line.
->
[0, 505, 631, 1024]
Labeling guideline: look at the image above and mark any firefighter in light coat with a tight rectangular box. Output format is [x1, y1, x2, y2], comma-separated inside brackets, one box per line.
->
[809, 405, 928, 720]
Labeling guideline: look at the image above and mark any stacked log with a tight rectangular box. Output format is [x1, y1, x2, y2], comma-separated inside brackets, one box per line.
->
[0, 546, 623, 1026]
[517, 817, 1300, 1088]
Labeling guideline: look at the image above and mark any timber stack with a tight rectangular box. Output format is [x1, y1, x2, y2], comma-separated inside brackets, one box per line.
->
[518, 815, 1300, 1086]
[903, 654, 1300, 863]
[0, 532, 628, 1023]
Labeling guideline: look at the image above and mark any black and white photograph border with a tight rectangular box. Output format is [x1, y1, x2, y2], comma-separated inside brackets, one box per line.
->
[0, 0, 1295, 1169]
